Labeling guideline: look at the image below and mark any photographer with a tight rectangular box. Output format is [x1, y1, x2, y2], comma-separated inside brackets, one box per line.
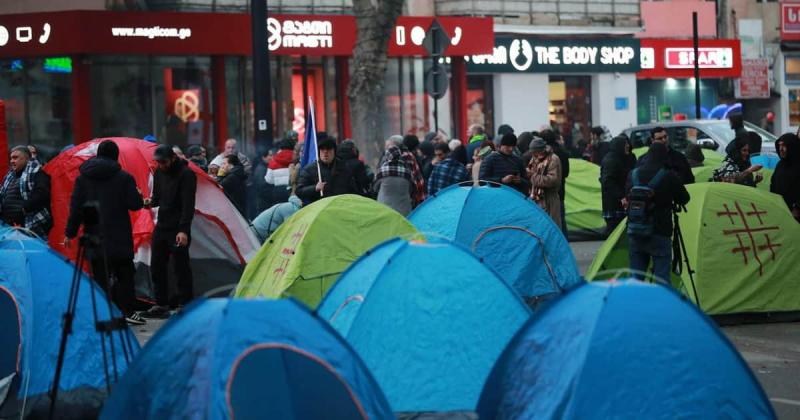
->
[626, 143, 690, 285]
[63, 140, 145, 325]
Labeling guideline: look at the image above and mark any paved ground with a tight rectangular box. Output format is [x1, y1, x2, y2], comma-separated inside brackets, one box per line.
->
[133, 240, 800, 418]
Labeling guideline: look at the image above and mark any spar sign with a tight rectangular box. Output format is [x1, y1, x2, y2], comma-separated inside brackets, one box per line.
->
[665, 48, 734, 69]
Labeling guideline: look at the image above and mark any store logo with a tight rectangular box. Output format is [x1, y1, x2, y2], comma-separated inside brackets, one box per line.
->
[509, 39, 533, 71]
[784, 4, 800, 33]
[665, 48, 733, 69]
[0, 23, 51, 47]
[266, 17, 333, 51]
[174, 91, 199, 123]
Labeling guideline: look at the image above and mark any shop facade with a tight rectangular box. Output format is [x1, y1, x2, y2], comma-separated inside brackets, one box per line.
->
[636, 38, 742, 124]
[779, 2, 800, 133]
[0, 10, 493, 157]
[465, 35, 640, 143]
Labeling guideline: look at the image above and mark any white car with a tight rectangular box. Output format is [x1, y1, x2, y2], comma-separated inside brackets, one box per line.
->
[622, 120, 777, 156]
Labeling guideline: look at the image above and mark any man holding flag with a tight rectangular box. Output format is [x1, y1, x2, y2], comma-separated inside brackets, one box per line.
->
[295, 98, 359, 203]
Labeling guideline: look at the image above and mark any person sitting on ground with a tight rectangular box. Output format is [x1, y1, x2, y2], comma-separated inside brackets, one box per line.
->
[336, 139, 372, 196]
[295, 138, 358, 204]
[600, 136, 635, 235]
[771, 133, 800, 222]
[219, 154, 248, 214]
[427, 144, 469, 196]
[0, 146, 52, 237]
[265, 140, 295, 204]
[529, 139, 563, 227]
[208, 138, 252, 176]
[711, 134, 763, 187]
[479, 133, 530, 195]
[374, 145, 415, 216]
[685, 143, 705, 168]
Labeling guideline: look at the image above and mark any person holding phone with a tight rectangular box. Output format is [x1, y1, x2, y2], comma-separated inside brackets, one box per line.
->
[478, 133, 530, 195]
[141, 144, 197, 319]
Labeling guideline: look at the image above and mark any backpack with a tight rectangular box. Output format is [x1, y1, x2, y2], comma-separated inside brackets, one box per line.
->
[626, 168, 667, 237]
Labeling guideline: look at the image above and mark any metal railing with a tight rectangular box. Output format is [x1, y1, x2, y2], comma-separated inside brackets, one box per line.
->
[435, 0, 640, 27]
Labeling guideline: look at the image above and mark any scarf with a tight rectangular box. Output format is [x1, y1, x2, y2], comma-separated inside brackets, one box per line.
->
[375, 146, 413, 184]
[0, 160, 51, 234]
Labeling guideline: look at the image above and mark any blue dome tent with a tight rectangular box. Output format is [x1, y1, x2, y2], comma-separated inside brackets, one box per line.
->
[0, 227, 138, 416]
[101, 299, 393, 420]
[477, 281, 775, 419]
[317, 238, 531, 413]
[409, 184, 582, 302]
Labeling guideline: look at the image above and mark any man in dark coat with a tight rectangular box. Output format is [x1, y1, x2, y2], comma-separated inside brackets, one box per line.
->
[771, 133, 800, 221]
[637, 127, 695, 185]
[64, 140, 145, 324]
[336, 140, 372, 196]
[600, 136, 634, 235]
[142, 144, 197, 318]
[296, 138, 358, 204]
[479, 133, 530, 195]
[219, 154, 248, 215]
[627, 143, 691, 285]
[0, 146, 52, 237]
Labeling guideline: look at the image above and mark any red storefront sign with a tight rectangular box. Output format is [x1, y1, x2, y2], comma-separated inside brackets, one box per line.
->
[638, 39, 741, 79]
[736, 58, 770, 99]
[0, 11, 493, 58]
[781, 2, 800, 40]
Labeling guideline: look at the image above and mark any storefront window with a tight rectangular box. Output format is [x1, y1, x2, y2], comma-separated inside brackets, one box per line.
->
[91, 56, 215, 153]
[785, 57, 800, 84]
[636, 79, 720, 124]
[384, 57, 430, 139]
[549, 76, 591, 148]
[0, 58, 73, 153]
[466, 75, 494, 137]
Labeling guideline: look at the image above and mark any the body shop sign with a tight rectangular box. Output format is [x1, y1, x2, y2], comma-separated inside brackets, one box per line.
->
[466, 37, 641, 73]
[781, 2, 800, 40]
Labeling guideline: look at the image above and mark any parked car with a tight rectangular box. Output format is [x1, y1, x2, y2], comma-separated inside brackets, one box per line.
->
[622, 120, 777, 156]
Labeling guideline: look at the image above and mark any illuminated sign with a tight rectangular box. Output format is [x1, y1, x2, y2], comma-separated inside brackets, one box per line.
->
[43, 56, 71, 73]
[664, 48, 734, 69]
[637, 39, 741, 79]
[782, 2, 800, 39]
[267, 17, 334, 51]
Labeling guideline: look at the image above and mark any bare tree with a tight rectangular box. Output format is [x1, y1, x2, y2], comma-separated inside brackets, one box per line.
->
[348, 0, 405, 167]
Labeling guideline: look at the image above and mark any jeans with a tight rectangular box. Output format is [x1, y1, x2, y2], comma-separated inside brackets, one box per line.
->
[628, 234, 672, 286]
[151, 229, 194, 307]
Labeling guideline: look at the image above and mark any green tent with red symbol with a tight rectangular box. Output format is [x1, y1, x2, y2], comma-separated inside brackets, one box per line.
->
[586, 182, 800, 316]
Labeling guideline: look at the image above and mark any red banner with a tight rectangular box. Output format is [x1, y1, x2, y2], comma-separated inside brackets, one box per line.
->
[0, 11, 493, 58]
[638, 39, 741, 79]
[781, 2, 800, 40]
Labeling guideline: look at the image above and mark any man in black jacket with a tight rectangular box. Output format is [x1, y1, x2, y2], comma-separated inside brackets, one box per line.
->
[0, 146, 52, 237]
[295, 138, 358, 204]
[63, 140, 145, 325]
[626, 143, 690, 285]
[219, 154, 248, 215]
[637, 127, 695, 185]
[479, 133, 530, 195]
[336, 140, 372, 196]
[142, 144, 197, 318]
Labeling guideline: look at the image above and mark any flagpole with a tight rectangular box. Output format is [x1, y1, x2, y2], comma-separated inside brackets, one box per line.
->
[310, 96, 323, 197]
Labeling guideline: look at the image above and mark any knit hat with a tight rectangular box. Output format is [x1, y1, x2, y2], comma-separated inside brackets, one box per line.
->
[500, 133, 517, 147]
[530, 138, 547, 152]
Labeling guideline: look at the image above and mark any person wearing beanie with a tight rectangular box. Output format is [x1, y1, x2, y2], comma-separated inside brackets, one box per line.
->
[142, 143, 197, 319]
[479, 133, 530, 195]
[265, 139, 297, 205]
[528, 138, 563, 226]
[295, 137, 359, 204]
[63, 140, 146, 325]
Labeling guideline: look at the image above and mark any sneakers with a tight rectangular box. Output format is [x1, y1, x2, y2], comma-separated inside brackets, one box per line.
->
[140, 305, 171, 319]
[125, 312, 147, 326]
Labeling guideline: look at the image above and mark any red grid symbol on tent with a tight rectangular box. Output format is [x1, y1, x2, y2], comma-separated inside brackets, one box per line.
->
[716, 201, 781, 276]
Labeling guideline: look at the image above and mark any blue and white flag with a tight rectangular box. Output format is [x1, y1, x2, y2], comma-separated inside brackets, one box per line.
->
[300, 98, 318, 169]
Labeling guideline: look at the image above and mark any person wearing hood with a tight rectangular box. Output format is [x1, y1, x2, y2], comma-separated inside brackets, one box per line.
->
[142, 144, 197, 318]
[685, 143, 705, 168]
[637, 127, 695, 185]
[771, 133, 800, 221]
[711, 134, 763, 187]
[466, 124, 488, 164]
[480, 133, 530, 195]
[626, 142, 690, 285]
[63, 140, 145, 325]
[265, 140, 295, 204]
[219, 154, 248, 214]
[600, 136, 635, 235]
[336, 139, 372, 196]
[0, 146, 52, 237]
[374, 145, 415, 216]
[296, 138, 359, 204]
[529, 138, 563, 227]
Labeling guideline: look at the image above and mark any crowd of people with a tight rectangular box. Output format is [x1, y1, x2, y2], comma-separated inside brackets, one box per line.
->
[1, 118, 799, 323]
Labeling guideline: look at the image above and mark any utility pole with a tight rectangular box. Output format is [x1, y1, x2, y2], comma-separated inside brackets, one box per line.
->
[693, 12, 701, 120]
[251, 0, 274, 150]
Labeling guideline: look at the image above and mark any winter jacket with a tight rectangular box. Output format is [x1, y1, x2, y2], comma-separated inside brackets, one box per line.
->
[636, 147, 695, 185]
[375, 176, 414, 216]
[65, 157, 144, 259]
[295, 158, 358, 204]
[626, 145, 690, 237]
[220, 164, 248, 214]
[771, 135, 800, 212]
[151, 158, 197, 233]
[546, 140, 570, 202]
[479, 151, 530, 195]
[0, 162, 52, 237]
[265, 149, 294, 187]
[252, 195, 302, 242]
[530, 151, 563, 226]
[337, 145, 372, 196]
[600, 137, 634, 215]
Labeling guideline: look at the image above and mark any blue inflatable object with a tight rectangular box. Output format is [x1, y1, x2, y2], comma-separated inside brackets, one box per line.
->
[477, 280, 776, 419]
[0, 227, 138, 402]
[709, 104, 729, 120]
[317, 238, 531, 413]
[409, 184, 582, 300]
[751, 153, 780, 170]
[101, 299, 393, 420]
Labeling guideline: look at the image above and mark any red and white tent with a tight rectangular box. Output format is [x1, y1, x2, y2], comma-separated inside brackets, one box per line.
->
[45, 138, 259, 297]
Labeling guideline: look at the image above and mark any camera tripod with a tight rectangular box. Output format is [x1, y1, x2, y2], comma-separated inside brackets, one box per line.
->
[672, 205, 701, 307]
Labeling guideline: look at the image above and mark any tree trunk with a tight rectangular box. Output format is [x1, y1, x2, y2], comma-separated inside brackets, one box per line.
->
[348, 0, 405, 168]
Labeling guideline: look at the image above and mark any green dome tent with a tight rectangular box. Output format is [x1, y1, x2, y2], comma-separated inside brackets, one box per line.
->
[586, 183, 800, 316]
[234, 195, 418, 308]
[564, 159, 604, 240]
